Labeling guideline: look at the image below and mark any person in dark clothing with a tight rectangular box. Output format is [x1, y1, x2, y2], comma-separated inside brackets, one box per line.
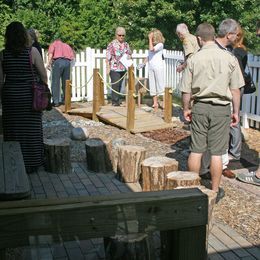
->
[0, 22, 47, 173]
[233, 26, 247, 76]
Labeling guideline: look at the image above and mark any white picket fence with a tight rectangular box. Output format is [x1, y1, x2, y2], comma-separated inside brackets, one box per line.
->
[43, 47, 260, 129]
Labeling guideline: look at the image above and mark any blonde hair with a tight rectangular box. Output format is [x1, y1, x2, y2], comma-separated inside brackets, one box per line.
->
[151, 29, 165, 45]
[233, 25, 246, 50]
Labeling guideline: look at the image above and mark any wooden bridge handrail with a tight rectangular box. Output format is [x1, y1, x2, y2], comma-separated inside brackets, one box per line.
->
[0, 188, 208, 258]
[126, 66, 135, 132]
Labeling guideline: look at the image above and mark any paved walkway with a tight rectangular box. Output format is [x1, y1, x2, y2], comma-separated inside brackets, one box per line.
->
[4, 162, 260, 260]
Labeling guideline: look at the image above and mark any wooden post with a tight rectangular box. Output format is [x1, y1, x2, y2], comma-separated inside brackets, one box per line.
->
[0, 108, 2, 135]
[92, 68, 100, 121]
[164, 87, 172, 123]
[140, 156, 178, 191]
[166, 171, 201, 189]
[85, 138, 112, 173]
[44, 138, 72, 174]
[64, 80, 71, 113]
[104, 233, 156, 260]
[117, 145, 146, 183]
[99, 75, 105, 106]
[106, 138, 127, 173]
[126, 66, 135, 132]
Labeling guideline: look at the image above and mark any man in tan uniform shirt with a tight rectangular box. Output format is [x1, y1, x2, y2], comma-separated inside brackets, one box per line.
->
[176, 23, 200, 72]
[179, 23, 244, 201]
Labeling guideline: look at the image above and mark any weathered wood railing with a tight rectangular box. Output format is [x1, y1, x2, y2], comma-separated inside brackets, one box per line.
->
[0, 188, 208, 259]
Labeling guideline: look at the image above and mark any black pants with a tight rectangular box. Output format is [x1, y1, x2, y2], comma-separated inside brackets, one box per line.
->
[109, 70, 125, 105]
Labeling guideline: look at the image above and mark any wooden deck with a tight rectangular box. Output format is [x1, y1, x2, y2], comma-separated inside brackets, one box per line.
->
[67, 104, 173, 133]
[1, 163, 259, 260]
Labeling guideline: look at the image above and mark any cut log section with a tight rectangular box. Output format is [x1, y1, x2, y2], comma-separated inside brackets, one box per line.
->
[104, 233, 155, 260]
[198, 186, 217, 232]
[107, 138, 127, 173]
[117, 145, 146, 183]
[44, 138, 71, 174]
[166, 171, 201, 189]
[140, 156, 178, 191]
[85, 138, 112, 173]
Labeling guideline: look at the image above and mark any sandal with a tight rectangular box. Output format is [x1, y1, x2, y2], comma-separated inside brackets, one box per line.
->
[236, 171, 260, 186]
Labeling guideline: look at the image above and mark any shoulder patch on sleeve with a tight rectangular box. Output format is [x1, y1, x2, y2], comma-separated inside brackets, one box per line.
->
[183, 38, 188, 45]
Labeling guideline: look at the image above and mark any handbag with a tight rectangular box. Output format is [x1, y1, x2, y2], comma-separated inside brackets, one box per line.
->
[29, 49, 52, 111]
[243, 65, 256, 94]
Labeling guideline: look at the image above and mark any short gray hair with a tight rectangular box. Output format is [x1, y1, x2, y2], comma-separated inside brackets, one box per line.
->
[218, 19, 239, 37]
[176, 23, 189, 34]
[115, 27, 126, 36]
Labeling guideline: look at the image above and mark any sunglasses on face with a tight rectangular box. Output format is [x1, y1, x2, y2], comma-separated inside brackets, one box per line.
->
[117, 34, 125, 37]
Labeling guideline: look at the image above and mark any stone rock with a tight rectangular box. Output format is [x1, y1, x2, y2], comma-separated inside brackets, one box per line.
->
[142, 107, 153, 112]
[71, 127, 90, 141]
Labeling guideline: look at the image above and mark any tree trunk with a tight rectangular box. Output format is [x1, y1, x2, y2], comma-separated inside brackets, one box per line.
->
[140, 156, 178, 191]
[166, 171, 201, 189]
[106, 138, 127, 173]
[44, 138, 71, 174]
[85, 138, 112, 173]
[117, 145, 146, 183]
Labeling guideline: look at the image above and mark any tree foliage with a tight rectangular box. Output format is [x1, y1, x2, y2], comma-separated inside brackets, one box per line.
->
[0, 0, 259, 54]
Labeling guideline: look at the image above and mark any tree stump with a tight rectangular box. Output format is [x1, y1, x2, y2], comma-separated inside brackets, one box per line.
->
[85, 138, 112, 173]
[198, 186, 217, 232]
[140, 156, 178, 191]
[104, 233, 156, 260]
[107, 138, 127, 173]
[44, 138, 71, 174]
[166, 171, 201, 189]
[117, 145, 146, 183]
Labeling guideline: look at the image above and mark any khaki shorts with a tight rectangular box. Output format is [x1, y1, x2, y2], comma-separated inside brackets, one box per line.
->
[190, 102, 231, 155]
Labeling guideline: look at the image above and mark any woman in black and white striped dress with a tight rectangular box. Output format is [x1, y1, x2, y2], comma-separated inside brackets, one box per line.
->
[0, 21, 48, 173]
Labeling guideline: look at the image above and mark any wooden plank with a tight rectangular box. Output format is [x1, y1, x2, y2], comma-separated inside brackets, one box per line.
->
[209, 233, 241, 260]
[0, 188, 208, 249]
[211, 225, 253, 258]
[208, 244, 225, 260]
[0, 142, 4, 193]
[69, 104, 173, 133]
[216, 223, 260, 259]
[0, 141, 30, 200]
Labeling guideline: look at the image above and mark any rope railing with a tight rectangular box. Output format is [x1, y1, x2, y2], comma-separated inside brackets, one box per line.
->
[133, 70, 166, 96]
[72, 74, 93, 90]
[97, 72, 128, 96]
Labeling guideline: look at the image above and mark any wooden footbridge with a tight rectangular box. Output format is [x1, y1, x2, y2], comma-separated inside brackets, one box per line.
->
[64, 67, 174, 133]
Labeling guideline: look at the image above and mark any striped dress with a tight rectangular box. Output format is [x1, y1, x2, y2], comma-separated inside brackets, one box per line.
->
[2, 47, 44, 171]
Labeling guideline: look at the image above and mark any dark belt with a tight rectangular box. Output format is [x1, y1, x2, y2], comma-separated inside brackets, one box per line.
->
[53, 57, 71, 61]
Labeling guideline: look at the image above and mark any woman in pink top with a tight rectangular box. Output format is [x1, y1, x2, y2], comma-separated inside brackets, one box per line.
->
[106, 27, 131, 106]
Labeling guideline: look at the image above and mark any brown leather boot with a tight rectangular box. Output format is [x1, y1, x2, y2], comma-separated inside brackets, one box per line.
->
[222, 168, 236, 179]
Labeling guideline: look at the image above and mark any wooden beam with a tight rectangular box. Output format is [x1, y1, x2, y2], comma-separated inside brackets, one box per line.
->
[0, 141, 30, 200]
[64, 80, 71, 113]
[126, 66, 135, 132]
[92, 68, 100, 121]
[99, 76, 105, 106]
[0, 189, 208, 250]
[164, 87, 172, 123]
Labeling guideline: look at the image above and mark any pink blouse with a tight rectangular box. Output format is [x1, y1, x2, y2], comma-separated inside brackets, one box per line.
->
[106, 39, 131, 71]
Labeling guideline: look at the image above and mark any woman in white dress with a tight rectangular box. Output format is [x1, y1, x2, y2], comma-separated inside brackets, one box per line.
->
[147, 29, 165, 109]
